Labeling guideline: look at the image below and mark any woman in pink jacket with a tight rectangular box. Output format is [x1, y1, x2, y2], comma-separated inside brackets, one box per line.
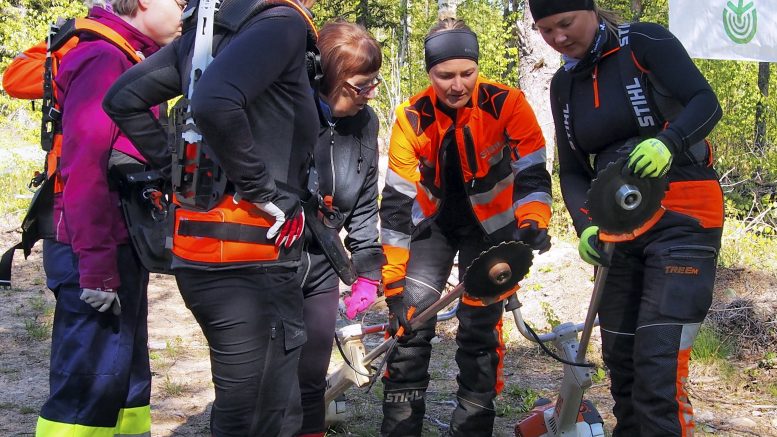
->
[36, 1, 182, 435]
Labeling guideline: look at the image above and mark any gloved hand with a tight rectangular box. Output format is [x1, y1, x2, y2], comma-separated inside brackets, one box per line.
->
[386, 294, 414, 340]
[253, 192, 304, 249]
[344, 277, 379, 319]
[627, 138, 672, 178]
[79, 288, 122, 315]
[513, 219, 551, 253]
[578, 225, 610, 267]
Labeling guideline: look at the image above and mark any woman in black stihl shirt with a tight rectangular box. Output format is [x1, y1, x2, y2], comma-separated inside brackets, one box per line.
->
[530, 0, 723, 435]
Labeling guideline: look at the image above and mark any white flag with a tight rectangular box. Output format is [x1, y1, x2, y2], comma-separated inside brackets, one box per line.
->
[669, 0, 777, 62]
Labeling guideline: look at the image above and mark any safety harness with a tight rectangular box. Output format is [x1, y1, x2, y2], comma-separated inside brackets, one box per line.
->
[553, 23, 711, 178]
[167, 0, 330, 266]
[1, 18, 143, 287]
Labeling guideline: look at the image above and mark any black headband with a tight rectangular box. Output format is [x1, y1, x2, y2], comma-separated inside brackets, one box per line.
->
[529, 0, 595, 21]
[424, 29, 479, 72]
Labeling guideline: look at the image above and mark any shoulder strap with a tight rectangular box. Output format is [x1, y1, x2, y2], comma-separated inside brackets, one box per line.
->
[552, 70, 595, 178]
[51, 18, 142, 63]
[616, 23, 660, 137]
[41, 18, 142, 152]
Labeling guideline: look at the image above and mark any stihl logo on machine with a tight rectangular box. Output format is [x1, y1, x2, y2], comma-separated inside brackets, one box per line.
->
[665, 265, 700, 275]
[625, 78, 656, 128]
[384, 390, 424, 403]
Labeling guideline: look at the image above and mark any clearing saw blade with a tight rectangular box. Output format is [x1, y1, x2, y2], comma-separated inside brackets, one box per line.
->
[587, 158, 667, 235]
[463, 241, 533, 298]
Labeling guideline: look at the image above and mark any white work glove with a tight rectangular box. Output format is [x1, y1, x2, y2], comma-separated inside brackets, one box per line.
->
[80, 288, 122, 315]
[252, 192, 304, 248]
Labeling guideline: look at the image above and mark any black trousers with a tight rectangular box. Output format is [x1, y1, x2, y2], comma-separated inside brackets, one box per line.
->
[381, 218, 506, 437]
[295, 248, 341, 435]
[598, 210, 722, 437]
[176, 266, 306, 437]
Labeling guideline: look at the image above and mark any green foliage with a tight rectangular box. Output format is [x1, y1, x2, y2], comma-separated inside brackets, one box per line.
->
[500, 384, 542, 415]
[692, 324, 734, 364]
[540, 301, 561, 329]
[591, 366, 607, 384]
[0, 150, 43, 217]
[718, 220, 777, 271]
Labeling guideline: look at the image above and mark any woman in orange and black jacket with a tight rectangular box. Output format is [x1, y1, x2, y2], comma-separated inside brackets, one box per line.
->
[530, 0, 723, 435]
[378, 18, 552, 437]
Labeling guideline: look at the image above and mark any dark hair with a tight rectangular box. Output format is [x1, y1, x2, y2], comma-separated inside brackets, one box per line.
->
[317, 20, 382, 96]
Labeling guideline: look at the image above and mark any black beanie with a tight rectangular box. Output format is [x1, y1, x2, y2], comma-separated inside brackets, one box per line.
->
[529, 0, 595, 22]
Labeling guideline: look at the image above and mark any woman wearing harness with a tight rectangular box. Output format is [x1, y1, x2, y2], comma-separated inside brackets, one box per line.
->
[104, 0, 319, 435]
[292, 20, 384, 437]
[379, 18, 553, 437]
[529, 0, 724, 435]
[32, 1, 182, 436]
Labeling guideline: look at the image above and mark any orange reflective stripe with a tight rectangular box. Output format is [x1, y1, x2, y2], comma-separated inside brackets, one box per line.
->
[495, 318, 506, 394]
[382, 245, 409, 297]
[600, 207, 665, 243]
[172, 195, 281, 263]
[663, 180, 724, 229]
[515, 201, 552, 229]
[676, 347, 694, 437]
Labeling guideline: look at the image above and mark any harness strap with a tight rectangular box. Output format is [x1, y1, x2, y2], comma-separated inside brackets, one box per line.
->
[177, 220, 272, 244]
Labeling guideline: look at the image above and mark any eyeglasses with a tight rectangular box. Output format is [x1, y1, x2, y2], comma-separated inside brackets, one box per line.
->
[344, 76, 382, 97]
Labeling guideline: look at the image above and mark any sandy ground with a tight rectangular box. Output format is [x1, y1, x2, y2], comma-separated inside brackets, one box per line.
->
[1, 221, 776, 436]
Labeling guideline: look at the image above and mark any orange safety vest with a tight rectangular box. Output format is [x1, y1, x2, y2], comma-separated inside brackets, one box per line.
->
[380, 76, 552, 297]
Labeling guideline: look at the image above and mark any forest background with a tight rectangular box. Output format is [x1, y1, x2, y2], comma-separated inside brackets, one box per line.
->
[0, 0, 776, 435]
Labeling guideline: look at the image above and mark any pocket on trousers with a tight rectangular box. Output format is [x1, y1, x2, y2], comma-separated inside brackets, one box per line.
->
[658, 245, 717, 321]
[282, 317, 307, 351]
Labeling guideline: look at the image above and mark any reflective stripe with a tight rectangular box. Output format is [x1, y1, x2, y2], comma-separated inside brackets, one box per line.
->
[479, 207, 515, 234]
[36, 416, 115, 437]
[511, 147, 546, 174]
[386, 168, 417, 198]
[680, 323, 701, 350]
[514, 192, 553, 209]
[115, 405, 151, 436]
[381, 228, 411, 248]
[469, 174, 513, 206]
[484, 144, 507, 168]
[411, 200, 429, 226]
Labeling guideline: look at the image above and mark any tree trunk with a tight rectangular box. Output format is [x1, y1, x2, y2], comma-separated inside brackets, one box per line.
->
[517, 5, 561, 172]
[399, 0, 409, 67]
[438, 0, 458, 19]
[754, 62, 771, 153]
[356, 0, 368, 26]
[631, 0, 643, 21]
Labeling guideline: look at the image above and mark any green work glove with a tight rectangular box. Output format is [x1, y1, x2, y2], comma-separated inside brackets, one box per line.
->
[627, 138, 672, 178]
[578, 225, 610, 267]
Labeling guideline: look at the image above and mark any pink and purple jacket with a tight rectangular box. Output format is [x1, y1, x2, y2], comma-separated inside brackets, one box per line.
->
[54, 7, 160, 289]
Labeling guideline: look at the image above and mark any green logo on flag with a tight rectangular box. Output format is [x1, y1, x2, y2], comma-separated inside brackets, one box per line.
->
[723, 0, 757, 44]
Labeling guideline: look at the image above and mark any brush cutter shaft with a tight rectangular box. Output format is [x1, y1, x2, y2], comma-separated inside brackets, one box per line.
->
[576, 242, 613, 363]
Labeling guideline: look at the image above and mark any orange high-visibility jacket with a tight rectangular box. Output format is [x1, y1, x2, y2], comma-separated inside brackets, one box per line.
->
[380, 76, 552, 296]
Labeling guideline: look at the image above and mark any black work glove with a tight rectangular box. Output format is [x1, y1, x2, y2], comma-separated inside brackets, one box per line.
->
[513, 219, 551, 253]
[386, 294, 414, 341]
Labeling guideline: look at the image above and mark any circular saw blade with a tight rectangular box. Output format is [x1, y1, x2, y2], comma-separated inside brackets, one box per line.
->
[463, 241, 533, 298]
[587, 158, 667, 235]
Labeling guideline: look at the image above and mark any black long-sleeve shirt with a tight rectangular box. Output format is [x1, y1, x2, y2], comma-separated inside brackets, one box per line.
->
[104, 7, 317, 204]
[550, 22, 722, 233]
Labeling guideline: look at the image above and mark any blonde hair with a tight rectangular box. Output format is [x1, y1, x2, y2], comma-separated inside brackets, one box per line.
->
[110, 0, 139, 17]
[84, 0, 113, 10]
[595, 5, 624, 40]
